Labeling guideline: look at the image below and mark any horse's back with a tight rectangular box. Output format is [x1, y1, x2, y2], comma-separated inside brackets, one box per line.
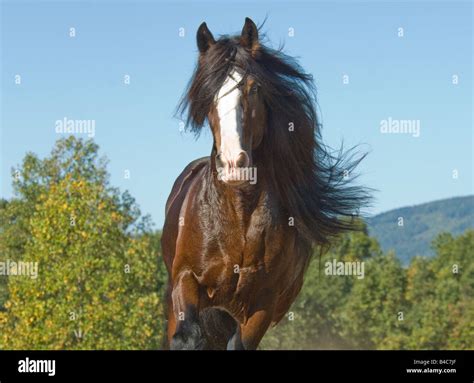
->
[161, 157, 209, 272]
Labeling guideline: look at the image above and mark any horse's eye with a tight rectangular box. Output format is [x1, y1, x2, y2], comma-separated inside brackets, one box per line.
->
[250, 84, 258, 94]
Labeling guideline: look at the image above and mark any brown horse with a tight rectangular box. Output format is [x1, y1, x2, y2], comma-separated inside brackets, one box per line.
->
[162, 18, 369, 350]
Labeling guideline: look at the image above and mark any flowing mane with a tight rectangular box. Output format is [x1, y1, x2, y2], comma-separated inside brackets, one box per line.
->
[164, 18, 372, 350]
[178, 32, 370, 245]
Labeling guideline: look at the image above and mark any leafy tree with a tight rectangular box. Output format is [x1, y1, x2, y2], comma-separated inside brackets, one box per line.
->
[261, 223, 383, 349]
[1, 137, 472, 350]
[0, 137, 166, 349]
[403, 231, 474, 349]
[340, 251, 409, 349]
[261, 228, 473, 350]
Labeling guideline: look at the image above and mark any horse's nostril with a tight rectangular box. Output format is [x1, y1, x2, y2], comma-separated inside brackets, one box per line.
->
[235, 152, 249, 168]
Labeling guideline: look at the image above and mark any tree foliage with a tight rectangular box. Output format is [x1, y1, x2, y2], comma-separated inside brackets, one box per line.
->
[0, 137, 166, 349]
[0, 137, 471, 350]
[261, 228, 473, 350]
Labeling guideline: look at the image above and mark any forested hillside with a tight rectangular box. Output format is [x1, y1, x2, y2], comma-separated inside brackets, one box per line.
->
[367, 196, 473, 264]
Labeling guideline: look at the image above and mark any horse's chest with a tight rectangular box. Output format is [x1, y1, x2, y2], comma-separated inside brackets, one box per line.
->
[199, 217, 289, 310]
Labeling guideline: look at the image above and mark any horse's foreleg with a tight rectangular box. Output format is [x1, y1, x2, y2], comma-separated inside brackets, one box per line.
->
[165, 282, 176, 348]
[170, 270, 205, 350]
[239, 309, 273, 350]
[239, 290, 276, 350]
[226, 324, 245, 350]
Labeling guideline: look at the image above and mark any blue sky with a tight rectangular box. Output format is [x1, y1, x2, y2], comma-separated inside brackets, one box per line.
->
[1, 0, 472, 228]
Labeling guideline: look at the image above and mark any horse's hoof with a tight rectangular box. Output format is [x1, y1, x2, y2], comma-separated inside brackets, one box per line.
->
[170, 322, 205, 350]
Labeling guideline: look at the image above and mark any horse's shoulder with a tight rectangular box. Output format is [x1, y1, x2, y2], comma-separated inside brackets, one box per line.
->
[165, 157, 209, 215]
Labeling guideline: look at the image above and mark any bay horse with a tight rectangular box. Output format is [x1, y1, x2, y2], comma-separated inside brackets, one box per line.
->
[162, 18, 368, 350]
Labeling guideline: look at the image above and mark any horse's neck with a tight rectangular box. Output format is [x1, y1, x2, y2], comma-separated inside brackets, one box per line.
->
[206, 165, 266, 224]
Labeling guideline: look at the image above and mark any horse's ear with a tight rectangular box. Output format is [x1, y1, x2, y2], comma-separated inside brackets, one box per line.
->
[197, 22, 215, 53]
[240, 17, 259, 55]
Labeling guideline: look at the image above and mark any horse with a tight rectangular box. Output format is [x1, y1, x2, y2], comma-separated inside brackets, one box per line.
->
[161, 17, 369, 350]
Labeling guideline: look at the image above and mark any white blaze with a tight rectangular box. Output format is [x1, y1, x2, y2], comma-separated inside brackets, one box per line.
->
[215, 70, 244, 166]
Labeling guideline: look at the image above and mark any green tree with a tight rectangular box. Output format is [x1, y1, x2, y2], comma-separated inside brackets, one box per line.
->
[0, 137, 166, 349]
[403, 231, 474, 349]
[262, 226, 473, 350]
[340, 251, 409, 349]
[261, 223, 382, 349]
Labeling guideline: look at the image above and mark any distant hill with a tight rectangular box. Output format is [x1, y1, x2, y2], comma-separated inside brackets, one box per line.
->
[367, 196, 474, 265]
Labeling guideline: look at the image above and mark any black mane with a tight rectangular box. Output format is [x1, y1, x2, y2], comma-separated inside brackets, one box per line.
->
[178, 34, 370, 245]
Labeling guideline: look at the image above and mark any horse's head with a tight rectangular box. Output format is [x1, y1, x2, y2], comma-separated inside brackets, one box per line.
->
[177, 17, 370, 244]
[184, 18, 267, 186]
